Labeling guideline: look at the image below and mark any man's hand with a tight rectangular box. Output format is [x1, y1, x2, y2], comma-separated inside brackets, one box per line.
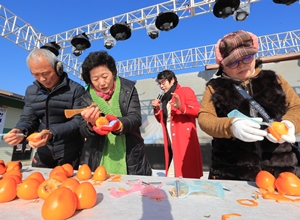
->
[28, 130, 52, 149]
[3, 128, 25, 146]
[169, 93, 181, 109]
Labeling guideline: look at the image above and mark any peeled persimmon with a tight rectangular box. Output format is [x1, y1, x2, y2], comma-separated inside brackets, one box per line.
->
[26, 132, 42, 142]
[92, 165, 108, 181]
[17, 178, 40, 200]
[76, 164, 92, 181]
[74, 181, 97, 210]
[275, 172, 300, 196]
[255, 170, 275, 193]
[2, 169, 22, 179]
[3, 175, 22, 184]
[38, 178, 62, 200]
[0, 178, 17, 203]
[267, 122, 288, 141]
[41, 187, 77, 220]
[49, 165, 67, 177]
[62, 163, 74, 177]
[95, 116, 109, 127]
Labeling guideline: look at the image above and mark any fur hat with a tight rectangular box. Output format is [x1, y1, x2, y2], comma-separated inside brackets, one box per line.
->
[215, 30, 259, 66]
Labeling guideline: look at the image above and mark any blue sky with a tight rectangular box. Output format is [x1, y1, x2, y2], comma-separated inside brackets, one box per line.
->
[0, 0, 299, 95]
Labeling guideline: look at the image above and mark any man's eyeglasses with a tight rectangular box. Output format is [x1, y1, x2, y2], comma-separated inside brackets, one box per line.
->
[227, 55, 254, 69]
[157, 79, 167, 86]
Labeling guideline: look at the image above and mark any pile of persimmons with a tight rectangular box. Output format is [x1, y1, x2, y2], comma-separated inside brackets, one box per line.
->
[0, 159, 110, 220]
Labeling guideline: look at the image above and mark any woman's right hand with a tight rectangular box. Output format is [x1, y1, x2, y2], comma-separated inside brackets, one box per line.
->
[3, 128, 24, 146]
[81, 106, 101, 125]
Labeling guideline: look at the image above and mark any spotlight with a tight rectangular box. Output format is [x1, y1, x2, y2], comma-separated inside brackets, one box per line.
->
[70, 32, 91, 56]
[104, 35, 116, 49]
[40, 42, 61, 56]
[155, 11, 179, 31]
[233, 3, 250, 21]
[273, 0, 297, 5]
[213, 0, 240, 18]
[110, 22, 131, 41]
[146, 24, 159, 39]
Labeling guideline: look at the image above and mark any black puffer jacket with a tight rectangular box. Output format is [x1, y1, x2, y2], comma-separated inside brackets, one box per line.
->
[80, 77, 152, 176]
[16, 73, 85, 160]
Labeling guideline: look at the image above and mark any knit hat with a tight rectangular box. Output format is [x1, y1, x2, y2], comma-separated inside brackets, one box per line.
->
[215, 30, 259, 66]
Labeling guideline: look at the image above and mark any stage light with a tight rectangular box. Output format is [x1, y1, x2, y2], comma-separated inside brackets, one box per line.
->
[233, 3, 250, 21]
[273, 0, 297, 5]
[70, 32, 91, 57]
[104, 35, 116, 49]
[110, 22, 131, 41]
[40, 42, 61, 56]
[146, 24, 159, 39]
[213, 0, 240, 18]
[155, 11, 179, 31]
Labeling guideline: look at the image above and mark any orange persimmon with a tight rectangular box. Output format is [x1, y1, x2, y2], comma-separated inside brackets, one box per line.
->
[26, 132, 42, 142]
[26, 171, 45, 184]
[2, 169, 22, 179]
[6, 161, 22, 172]
[38, 178, 62, 200]
[17, 178, 40, 200]
[62, 163, 74, 177]
[3, 175, 22, 184]
[0, 160, 6, 175]
[255, 170, 276, 193]
[59, 178, 80, 192]
[275, 172, 300, 196]
[76, 164, 92, 181]
[267, 122, 288, 141]
[41, 187, 77, 220]
[0, 178, 17, 203]
[95, 116, 109, 127]
[92, 165, 108, 181]
[74, 181, 97, 210]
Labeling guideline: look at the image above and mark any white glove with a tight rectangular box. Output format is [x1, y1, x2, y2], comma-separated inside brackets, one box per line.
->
[266, 120, 296, 144]
[232, 118, 268, 142]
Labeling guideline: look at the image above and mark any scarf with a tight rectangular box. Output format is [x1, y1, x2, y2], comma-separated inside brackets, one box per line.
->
[161, 81, 177, 125]
[92, 81, 116, 101]
[89, 76, 127, 174]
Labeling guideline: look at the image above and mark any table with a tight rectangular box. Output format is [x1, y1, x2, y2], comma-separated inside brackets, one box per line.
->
[1, 167, 300, 220]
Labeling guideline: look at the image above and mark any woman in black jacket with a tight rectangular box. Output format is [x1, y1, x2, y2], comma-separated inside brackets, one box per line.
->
[80, 50, 152, 176]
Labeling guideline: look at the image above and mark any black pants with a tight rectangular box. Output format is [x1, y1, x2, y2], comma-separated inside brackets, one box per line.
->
[31, 151, 80, 170]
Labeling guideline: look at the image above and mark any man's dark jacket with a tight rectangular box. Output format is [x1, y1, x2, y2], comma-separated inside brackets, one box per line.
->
[80, 77, 152, 176]
[16, 73, 85, 161]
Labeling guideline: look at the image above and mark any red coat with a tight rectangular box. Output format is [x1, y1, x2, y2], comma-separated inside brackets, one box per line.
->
[154, 84, 203, 178]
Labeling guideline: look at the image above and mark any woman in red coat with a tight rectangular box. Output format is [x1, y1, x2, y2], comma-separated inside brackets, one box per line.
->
[152, 70, 203, 178]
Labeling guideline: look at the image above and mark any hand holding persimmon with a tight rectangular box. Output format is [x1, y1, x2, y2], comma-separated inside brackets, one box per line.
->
[95, 116, 109, 127]
[267, 122, 288, 141]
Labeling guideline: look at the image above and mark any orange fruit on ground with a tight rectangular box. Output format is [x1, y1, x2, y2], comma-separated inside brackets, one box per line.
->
[275, 172, 300, 196]
[95, 116, 109, 127]
[26, 171, 45, 184]
[255, 170, 276, 193]
[26, 132, 42, 142]
[41, 187, 77, 220]
[6, 161, 22, 172]
[62, 163, 74, 177]
[74, 181, 97, 210]
[0, 178, 17, 203]
[267, 122, 288, 141]
[92, 165, 108, 181]
[0, 160, 6, 174]
[38, 178, 62, 200]
[17, 178, 40, 200]
[76, 164, 92, 181]
[60, 178, 80, 192]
